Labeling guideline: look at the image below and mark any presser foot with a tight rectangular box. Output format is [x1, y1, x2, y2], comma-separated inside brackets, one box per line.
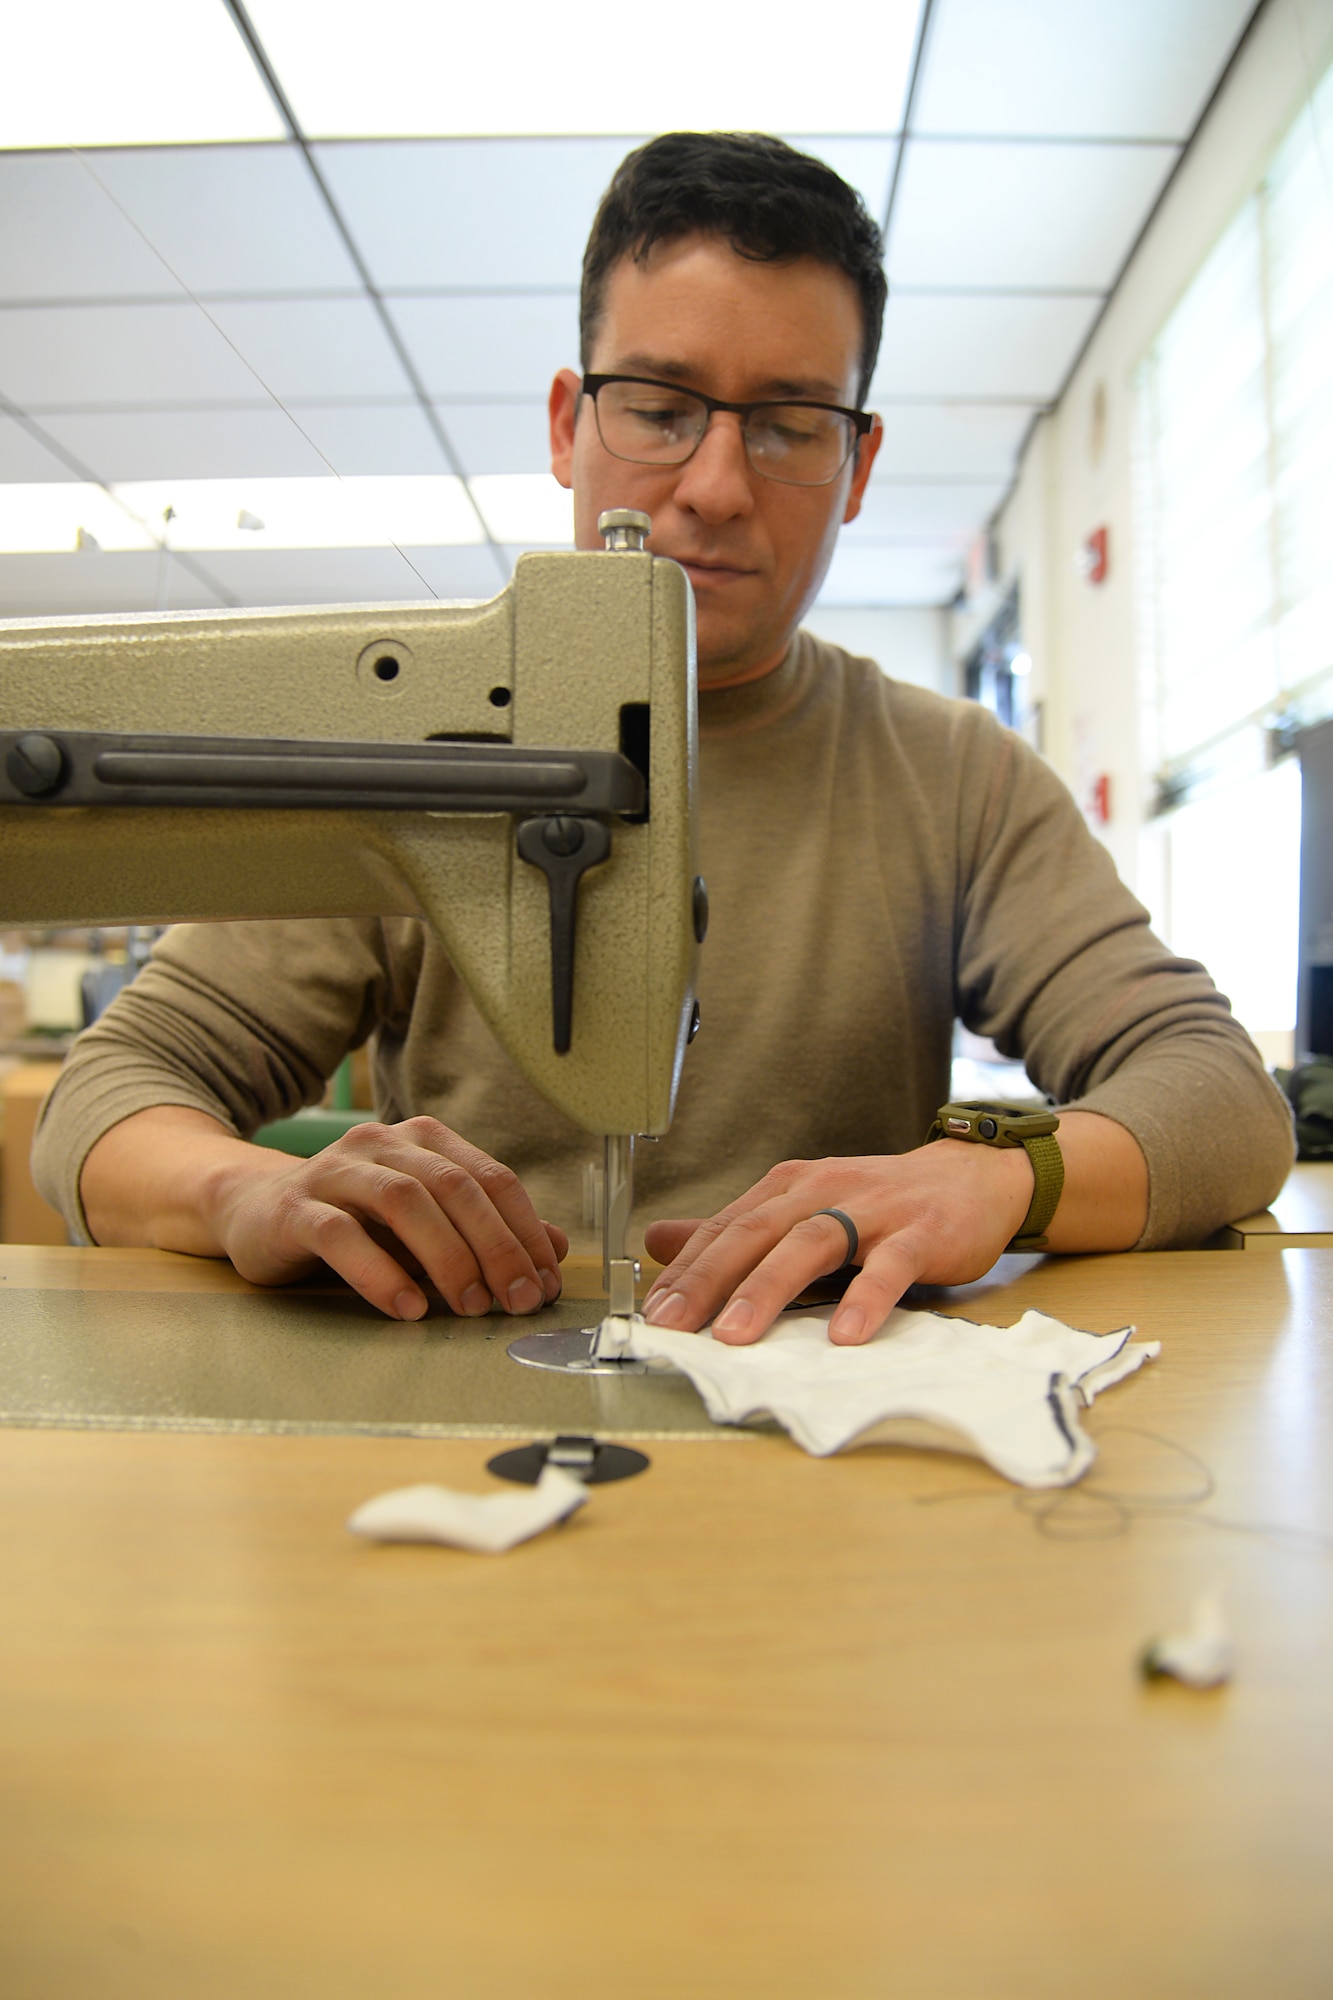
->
[507, 1253, 645, 1373]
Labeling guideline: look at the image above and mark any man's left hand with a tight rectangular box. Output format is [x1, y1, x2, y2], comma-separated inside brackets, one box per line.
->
[641, 1143, 1034, 1345]
[641, 1113, 1149, 1345]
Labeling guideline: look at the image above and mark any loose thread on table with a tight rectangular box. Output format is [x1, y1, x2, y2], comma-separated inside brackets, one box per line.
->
[914, 1423, 1333, 1555]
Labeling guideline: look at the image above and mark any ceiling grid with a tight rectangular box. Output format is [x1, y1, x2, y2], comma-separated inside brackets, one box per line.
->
[0, 0, 1261, 616]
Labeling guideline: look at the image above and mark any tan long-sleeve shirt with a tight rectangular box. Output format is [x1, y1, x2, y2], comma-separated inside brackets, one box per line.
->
[34, 630, 1294, 1245]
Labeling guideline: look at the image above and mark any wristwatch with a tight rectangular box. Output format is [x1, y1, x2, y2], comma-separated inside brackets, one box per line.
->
[925, 1101, 1064, 1250]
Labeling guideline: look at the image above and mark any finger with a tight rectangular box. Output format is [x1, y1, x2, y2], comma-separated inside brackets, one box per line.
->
[642, 1196, 827, 1333]
[393, 1119, 564, 1303]
[826, 1242, 921, 1344]
[272, 1198, 435, 1320]
[706, 1212, 863, 1344]
[642, 1165, 814, 1313]
[640, 1184, 795, 1312]
[329, 1124, 554, 1311]
[312, 1161, 505, 1316]
[540, 1222, 570, 1269]
[643, 1218, 702, 1269]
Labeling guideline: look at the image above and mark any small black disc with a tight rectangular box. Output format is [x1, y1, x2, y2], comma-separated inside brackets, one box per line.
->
[487, 1439, 650, 1486]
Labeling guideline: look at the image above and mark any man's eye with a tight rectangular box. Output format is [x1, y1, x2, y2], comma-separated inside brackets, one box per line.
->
[764, 411, 828, 445]
[627, 402, 692, 429]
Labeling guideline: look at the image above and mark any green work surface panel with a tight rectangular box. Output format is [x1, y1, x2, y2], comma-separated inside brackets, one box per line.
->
[0, 1290, 737, 1441]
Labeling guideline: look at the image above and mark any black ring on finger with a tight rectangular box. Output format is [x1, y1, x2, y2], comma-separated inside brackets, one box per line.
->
[811, 1207, 858, 1267]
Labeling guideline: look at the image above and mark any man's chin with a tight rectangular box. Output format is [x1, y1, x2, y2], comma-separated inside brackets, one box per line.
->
[694, 607, 791, 689]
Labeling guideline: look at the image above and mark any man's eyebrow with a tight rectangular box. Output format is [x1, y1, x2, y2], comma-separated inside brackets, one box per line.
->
[610, 356, 850, 402]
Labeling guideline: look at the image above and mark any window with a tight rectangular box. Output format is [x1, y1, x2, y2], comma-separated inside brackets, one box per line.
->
[1135, 55, 1333, 1058]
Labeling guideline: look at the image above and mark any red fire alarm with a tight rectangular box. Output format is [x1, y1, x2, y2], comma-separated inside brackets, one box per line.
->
[1088, 773, 1112, 825]
[1081, 526, 1109, 585]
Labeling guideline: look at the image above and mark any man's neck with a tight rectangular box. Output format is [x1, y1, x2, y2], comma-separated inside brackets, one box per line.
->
[698, 646, 790, 692]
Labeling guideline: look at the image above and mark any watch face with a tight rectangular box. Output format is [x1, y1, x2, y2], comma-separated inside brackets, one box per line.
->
[937, 1101, 1060, 1143]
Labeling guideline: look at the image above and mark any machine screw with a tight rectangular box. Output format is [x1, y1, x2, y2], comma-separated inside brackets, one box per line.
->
[692, 875, 709, 943]
[6, 732, 66, 797]
[541, 816, 586, 856]
[598, 509, 652, 552]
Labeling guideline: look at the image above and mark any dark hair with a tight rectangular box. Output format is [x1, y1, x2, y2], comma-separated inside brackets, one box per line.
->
[580, 132, 887, 407]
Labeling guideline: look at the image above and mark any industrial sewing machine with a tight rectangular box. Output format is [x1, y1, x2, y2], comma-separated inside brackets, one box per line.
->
[0, 509, 702, 1365]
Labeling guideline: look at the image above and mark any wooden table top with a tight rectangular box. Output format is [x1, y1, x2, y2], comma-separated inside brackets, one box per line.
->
[1221, 1158, 1333, 1246]
[1, 1245, 1330, 1998]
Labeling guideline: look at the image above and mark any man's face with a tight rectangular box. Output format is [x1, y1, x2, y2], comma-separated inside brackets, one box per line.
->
[550, 234, 881, 688]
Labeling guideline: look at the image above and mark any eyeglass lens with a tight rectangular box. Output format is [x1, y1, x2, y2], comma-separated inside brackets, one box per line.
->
[593, 380, 856, 487]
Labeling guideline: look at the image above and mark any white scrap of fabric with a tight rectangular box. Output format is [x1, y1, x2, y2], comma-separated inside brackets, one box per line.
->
[347, 1465, 587, 1553]
[593, 1305, 1159, 1487]
[1141, 1594, 1234, 1689]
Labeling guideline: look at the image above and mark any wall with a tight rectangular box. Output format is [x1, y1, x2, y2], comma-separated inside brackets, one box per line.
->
[804, 605, 954, 695]
[973, 0, 1333, 893]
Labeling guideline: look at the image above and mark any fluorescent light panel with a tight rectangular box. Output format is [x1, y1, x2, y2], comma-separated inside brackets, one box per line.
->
[247, 0, 924, 137]
[3, 0, 285, 150]
[0, 476, 574, 553]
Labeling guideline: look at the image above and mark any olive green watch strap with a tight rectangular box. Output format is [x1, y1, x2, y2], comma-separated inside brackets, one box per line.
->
[1009, 1132, 1064, 1249]
[925, 1101, 1064, 1250]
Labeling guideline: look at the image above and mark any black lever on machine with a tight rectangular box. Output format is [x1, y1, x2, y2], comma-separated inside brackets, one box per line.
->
[516, 814, 611, 1055]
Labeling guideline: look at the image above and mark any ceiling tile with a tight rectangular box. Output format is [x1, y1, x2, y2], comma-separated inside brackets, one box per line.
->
[292, 403, 452, 476]
[316, 140, 630, 291]
[912, 0, 1255, 141]
[0, 154, 177, 303]
[816, 541, 966, 606]
[38, 407, 330, 482]
[0, 413, 78, 482]
[399, 545, 509, 599]
[0, 302, 265, 407]
[844, 480, 1008, 542]
[197, 546, 459, 606]
[203, 299, 415, 402]
[870, 293, 1102, 400]
[438, 403, 552, 477]
[784, 139, 900, 228]
[871, 401, 1037, 478]
[248, 0, 923, 137]
[91, 145, 363, 296]
[0, 551, 223, 618]
[3, 0, 284, 150]
[888, 139, 1178, 289]
[470, 475, 572, 547]
[387, 295, 579, 400]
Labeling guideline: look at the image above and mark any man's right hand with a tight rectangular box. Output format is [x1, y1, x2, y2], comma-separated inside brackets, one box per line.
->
[79, 1107, 567, 1321]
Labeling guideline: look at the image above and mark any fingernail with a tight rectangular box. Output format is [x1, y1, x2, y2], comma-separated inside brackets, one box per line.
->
[831, 1306, 866, 1344]
[460, 1282, 490, 1316]
[507, 1276, 543, 1314]
[539, 1265, 561, 1302]
[648, 1290, 688, 1327]
[713, 1298, 755, 1337]
[394, 1290, 427, 1321]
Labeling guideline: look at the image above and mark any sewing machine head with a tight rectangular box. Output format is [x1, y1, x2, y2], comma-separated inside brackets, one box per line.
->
[0, 512, 700, 1145]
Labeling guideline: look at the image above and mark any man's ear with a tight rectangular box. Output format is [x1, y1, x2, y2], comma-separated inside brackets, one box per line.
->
[549, 369, 582, 490]
[841, 412, 883, 526]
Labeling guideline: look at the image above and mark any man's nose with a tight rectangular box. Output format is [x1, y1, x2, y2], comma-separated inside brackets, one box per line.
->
[671, 411, 756, 521]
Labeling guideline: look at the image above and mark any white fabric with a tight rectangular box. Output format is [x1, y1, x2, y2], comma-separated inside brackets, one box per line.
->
[347, 1464, 587, 1553]
[1142, 1595, 1234, 1689]
[593, 1305, 1160, 1487]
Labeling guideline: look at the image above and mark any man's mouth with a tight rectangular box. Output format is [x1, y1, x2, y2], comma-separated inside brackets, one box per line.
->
[671, 556, 757, 586]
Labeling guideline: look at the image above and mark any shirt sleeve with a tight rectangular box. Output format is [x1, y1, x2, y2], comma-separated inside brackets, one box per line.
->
[31, 917, 412, 1240]
[950, 712, 1294, 1246]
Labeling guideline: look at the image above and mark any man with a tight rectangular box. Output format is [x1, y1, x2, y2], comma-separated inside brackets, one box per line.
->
[33, 134, 1293, 1344]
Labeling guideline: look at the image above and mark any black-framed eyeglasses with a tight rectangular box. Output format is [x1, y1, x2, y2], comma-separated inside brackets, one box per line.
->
[582, 374, 875, 488]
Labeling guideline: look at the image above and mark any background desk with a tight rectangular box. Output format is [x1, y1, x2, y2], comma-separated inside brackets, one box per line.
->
[0, 1248, 1330, 1997]
[1218, 1159, 1333, 1247]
